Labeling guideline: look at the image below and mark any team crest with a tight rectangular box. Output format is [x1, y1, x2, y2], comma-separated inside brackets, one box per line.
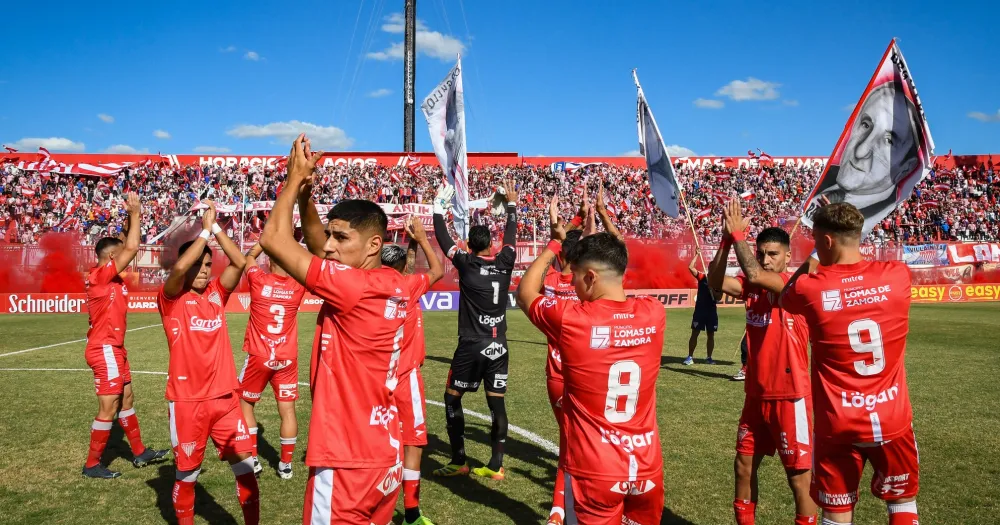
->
[208, 291, 223, 307]
[181, 441, 197, 457]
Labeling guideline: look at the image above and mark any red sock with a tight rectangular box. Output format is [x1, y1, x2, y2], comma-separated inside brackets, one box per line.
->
[249, 427, 258, 457]
[172, 479, 196, 525]
[888, 501, 919, 525]
[403, 468, 421, 509]
[117, 408, 146, 456]
[85, 419, 113, 468]
[279, 436, 296, 464]
[733, 499, 756, 525]
[233, 460, 260, 525]
[550, 466, 566, 516]
[795, 514, 817, 524]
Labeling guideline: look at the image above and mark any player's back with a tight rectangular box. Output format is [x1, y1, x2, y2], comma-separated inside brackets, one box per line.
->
[784, 260, 912, 444]
[85, 260, 128, 347]
[453, 248, 515, 339]
[739, 273, 810, 400]
[243, 266, 305, 362]
[555, 296, 665, 481]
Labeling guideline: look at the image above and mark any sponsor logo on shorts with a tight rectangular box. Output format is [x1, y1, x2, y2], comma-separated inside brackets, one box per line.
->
[610, 479, 656, 495]
[874, 473, 911, 497]
[737, 425, 749, 443]
[264, 358, 292, 370]
[493, 375, 508, 389]
[821, 290, 843, 312]
[242, 391, 262, 400]
[481, 342, 507, 360]
[817, 490, 858, 507]
[181, 441, 197, 457]
[377, 463, 403, 496]
[452, 380, 470, 388]
[478, 314, 505, 327]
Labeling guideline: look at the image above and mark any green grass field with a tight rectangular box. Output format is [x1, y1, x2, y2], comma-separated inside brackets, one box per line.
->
[0, 304, 998, 524]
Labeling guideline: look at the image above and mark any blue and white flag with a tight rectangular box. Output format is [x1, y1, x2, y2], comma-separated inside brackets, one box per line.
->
[634, 70, 680, 218]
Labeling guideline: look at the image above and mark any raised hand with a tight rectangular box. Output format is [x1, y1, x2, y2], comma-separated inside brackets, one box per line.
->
[549, 195, 567, 242]
[548, 194, 560, 227]
[125, 192, 141, 216]
[404, 215, 427, 242]
[596, 178, 607, 215]
[201, 200, 217, 230]
[723, 198, 750, 236]
[503, 179, 518, 204]
[287, 134, 323, 185]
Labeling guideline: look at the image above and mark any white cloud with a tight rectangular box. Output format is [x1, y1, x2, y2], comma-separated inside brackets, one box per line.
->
[666, 145, 697, 157]
[153, 129, 171, 139]
[716, 78, 781, 101]
[103, 144, 149, 154]
[97, 113, 114, 123]
[782, 99, 799, 107]
[193, 146, 231, 154]
[693, 98, 724, 109]
[245, 51, 261, 61]
[7, 137, 85, 152]
[367, 88, 393, 98]
[843, 103, 857, 112]
[226, 120, 354, 150]
[622, 150, 642, 157]
[221, 45, 237, 53]
[367, 13, 464, 61]
[968, 110, 1000, 123]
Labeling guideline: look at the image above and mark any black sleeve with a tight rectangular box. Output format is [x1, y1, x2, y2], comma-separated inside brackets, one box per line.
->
[502, 203, 517, 247]
[433, 213, 457, 260]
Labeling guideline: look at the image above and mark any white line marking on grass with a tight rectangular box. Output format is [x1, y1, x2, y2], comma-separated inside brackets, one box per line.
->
[0, 324, 163, 359]
[0, 367, 560, 456]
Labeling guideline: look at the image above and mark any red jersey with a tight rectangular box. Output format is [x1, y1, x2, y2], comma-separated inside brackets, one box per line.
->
[737, 273, 809, 399]
[85, 260, 128, 347]
[782, 261, 913, 444]
[305, 258, 422, 469]
[242, 266, 306, 362]
[542, 268, 578, 378]
[158, 279, 239, 402]
[397, 272, 432, 376]
[528, 295, 665, 481]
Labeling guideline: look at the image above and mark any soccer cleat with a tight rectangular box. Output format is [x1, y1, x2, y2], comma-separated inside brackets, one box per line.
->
[132, 447, 170, 468]
[546, 515, 564, 525]
[82, 465, 121, 479]
[432, 463, 470, 477]
[471, 466, 505, 480]
[252, 456, 263, 476]
[277, 461, 293, 480]
[706, 357, 715, 365]
[682, 356, 695, 366]
[404, 515, 436, 525]
[732, 367, 746, 381]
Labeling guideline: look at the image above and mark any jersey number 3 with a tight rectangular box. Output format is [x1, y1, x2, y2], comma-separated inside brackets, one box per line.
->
[605, 360, 641, 423]
[848, 318, 885, 376]
[267, 305, 285, 334]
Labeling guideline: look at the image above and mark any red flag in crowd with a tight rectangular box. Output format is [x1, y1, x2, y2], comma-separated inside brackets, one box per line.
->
[747, 149, 758, 159]
[715, 173, 731, 181]
[3, 145, 16, 153]
[695, 208, 712, 220]
[923, 200, 940, 207]
[390, 172, 402, 184]
[932, 184, 950, 191]
[37, 147, 51, 161]
[406, 154, 421, 177]
[757, 149, 774, 164]
[740, 190, 756, 201]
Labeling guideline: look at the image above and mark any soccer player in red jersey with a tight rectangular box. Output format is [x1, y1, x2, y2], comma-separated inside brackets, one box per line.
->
[781, 203, 920, 525]
[157, 201, 258, 525]
[260, 135, 421, 525]
[237, 243, 306, 480]
[518, 201, 666, 525]
[380, 217, 444, 525]
[708, 199, 816, 525]
[82, 192, 168, 479]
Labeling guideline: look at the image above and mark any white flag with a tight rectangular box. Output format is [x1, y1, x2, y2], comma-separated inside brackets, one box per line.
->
[634, 70, 681, 218]
[422, 57, 469, 238]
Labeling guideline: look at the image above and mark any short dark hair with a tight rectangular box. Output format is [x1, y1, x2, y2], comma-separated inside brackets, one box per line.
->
[178, 240, 213, 260]
[813, 202, 864, 239]
[95, 237, 123, 258]
[562, 229, 583, 256]
[468, 225, 491, 253]
[755, 227, 790, 248]
[380, 244, 408, 272]
[565, 232, 628, 276]
[327, 200, 388, 238]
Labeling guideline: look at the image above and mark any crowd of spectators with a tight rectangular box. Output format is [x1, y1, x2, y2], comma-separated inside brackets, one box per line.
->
[1, 157, 997, 246]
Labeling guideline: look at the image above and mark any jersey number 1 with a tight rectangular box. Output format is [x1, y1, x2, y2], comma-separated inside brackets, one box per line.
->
[492, 282, 500, 305]
[605, 360, 641, 423]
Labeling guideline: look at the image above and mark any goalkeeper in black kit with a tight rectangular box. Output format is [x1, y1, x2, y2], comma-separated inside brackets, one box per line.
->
[432, 180, 518, 481]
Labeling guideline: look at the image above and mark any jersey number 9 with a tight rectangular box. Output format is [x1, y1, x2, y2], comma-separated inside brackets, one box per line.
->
[848, 318, 885, 376]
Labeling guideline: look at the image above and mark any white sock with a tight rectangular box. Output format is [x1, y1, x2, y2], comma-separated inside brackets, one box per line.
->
[822, 518, 852, 525]
[887, 501, 918, 515]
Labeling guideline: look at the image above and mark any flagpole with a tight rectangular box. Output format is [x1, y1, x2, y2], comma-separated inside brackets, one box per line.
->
[240, 171, 247, 250]
[633, 69, 707, 271]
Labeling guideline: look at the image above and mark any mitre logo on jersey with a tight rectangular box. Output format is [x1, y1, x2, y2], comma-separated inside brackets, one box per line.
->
[208, 291, 223, 307]
[377, 463, 403, 496]
[238, 295, 251, 310]
[261, 285, 272, 298]
[821, 289, 843, 312]
[481, 342, 507, 360]
[189, 315, 223, 333]
[610, 479, 657, 496]
[591, 326, 610, 349]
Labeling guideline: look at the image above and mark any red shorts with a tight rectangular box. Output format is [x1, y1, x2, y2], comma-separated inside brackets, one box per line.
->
[303, 464, 402, 525]
[85, 344, 132, 396]
[237, 354, 299, 402]
[736, 396, 812, 471]
[811, 426, 920, 512]
[168, 394, 254, 472]
[396, 367, 428, 446]
[565, 473, 663, 525]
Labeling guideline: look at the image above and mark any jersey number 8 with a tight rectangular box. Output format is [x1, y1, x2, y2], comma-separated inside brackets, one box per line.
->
[605, 360, 641, 423]
[848, 318, 885, 376]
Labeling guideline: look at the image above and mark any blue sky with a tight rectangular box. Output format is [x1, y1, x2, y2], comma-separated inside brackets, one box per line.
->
[0, 0, 996, 157]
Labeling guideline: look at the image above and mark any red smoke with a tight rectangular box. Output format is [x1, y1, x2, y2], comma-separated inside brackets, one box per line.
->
[623, 237, 700, 290]
[38, 233, 86, 293]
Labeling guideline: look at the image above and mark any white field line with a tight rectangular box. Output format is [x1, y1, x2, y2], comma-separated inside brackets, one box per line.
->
[0, 324, 163, 358]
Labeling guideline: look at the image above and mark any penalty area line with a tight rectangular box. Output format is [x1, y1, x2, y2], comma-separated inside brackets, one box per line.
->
[0, 367, 560, 456]
[0, 324, 163, 359]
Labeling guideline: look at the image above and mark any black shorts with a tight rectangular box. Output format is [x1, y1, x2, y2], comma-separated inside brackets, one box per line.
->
[446, 337, 509, 394]
[691, 313, 718, 332]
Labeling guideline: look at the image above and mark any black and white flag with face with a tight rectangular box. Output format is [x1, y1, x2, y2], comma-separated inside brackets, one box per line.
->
[422, 56, 469, 238]
[634, 70, 680, 218]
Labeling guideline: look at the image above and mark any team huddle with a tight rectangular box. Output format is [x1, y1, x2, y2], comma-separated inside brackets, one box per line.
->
[78, 135, 920, 525]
